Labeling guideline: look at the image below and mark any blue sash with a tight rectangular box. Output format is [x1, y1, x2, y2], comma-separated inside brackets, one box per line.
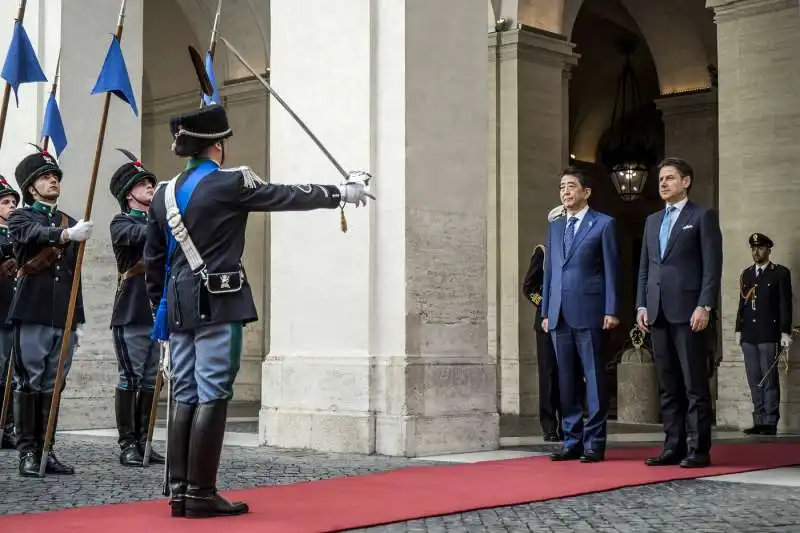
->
[151, 160, 218, 341]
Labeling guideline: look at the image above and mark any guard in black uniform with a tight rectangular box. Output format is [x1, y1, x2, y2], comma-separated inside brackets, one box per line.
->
[144, 103, 372, 519]
[0, 176, 19, 450]
[735, 232, 792, 436]
[109, 152, 165, 466]
[522, 244, 561, 441]
[8, 148, 92, 476]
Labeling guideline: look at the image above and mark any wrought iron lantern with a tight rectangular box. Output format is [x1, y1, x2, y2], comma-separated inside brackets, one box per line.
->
[600, 40, 656, 202]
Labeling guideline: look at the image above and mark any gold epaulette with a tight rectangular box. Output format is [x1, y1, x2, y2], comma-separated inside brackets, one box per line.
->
[529, 293, 542, 306]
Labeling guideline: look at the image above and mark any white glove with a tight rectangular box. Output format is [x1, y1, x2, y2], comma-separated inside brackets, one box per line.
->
[338, 171, 373, 207]
[65, 219, 94, 242]
[781, 333, 792, 348]
[75, 325, 84, 347]
[735, 332, 741, 345]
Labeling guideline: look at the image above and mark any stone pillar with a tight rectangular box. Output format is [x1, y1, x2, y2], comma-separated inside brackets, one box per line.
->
[56, 0, 144, 428]
[654, 89, 718, 209]
[488, 26, 577, 435]
[263, 0, 495, 456]
[708, 0, 800, 431]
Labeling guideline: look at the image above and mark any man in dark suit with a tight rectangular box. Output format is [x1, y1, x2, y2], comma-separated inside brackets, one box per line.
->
[636, 157, 722, 469]
[736, 232, 792, 436]
[522, 227, 562, 441]
[542, 167, 620, 462]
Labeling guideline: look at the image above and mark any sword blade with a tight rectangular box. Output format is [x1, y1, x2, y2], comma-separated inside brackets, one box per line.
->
[218, 36, 350, 180]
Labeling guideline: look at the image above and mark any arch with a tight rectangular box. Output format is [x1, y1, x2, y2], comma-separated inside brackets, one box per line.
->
[560, 0, 714, 95]
[173, 0, 270, 83]
[143, 0, 203, 101]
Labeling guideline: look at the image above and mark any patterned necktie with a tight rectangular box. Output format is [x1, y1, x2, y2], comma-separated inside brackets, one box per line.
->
[563, 216, 578, 255]
[756, 266, 762, 278]
[659, 206, 676, 258]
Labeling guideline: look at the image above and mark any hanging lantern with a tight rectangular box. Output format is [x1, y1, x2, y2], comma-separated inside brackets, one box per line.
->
[609, 161, 648, 202]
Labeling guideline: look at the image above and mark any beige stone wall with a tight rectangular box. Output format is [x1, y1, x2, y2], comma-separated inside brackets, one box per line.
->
[709, 0, 800, 430]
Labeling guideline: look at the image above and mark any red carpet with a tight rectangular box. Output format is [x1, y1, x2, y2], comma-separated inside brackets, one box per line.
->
[2, 442, 798, 533]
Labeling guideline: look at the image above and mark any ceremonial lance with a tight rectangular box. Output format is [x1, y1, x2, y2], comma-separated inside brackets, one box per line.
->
[0, 0, 29, 148]
[39, 0, 131, 477]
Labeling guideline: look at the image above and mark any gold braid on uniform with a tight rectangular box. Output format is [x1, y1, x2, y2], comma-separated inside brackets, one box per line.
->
[740, 271, 756, 306]
[528, 244, 545, 306]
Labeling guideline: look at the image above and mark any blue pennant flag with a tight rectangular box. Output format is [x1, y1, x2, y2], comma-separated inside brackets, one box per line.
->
[0, 20, 47, 106]
[202, 51, 221, 106]
[91, 35, 138, 116]
[41, 91, 67, 157]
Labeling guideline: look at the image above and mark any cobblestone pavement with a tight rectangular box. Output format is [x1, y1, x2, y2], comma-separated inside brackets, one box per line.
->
[1, 434, 799, 532]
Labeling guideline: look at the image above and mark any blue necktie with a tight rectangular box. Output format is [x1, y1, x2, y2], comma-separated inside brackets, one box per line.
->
[659, 206, 676, 258]
[563, 216, 578, 255]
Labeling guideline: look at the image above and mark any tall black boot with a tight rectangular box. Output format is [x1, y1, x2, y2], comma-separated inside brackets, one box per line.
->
[14, 391, 38, 476]
[1, 385, 15, 449]
[136, 389, 165, 464]
[37, 392, 74, 475]
[184, 400, 248, 519]
[168, 402, 196, 517]
[116, 388, 143, 466]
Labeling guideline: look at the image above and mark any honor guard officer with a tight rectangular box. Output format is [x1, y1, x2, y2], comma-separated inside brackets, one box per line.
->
[521, 206, 566, 442]
[109, 152, 165, 467]
[144, 103, 372, 519]
[0, 176, 19, 449]
[735, 232, 793, 436]
[7, 148, 93, 477]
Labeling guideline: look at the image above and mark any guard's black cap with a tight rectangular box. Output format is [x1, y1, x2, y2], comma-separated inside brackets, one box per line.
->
[14, 148, 62, 206]
[0, 175, 20, 204]
[749, 232, 774, 248]
[109, 150, 156, 211]
[169, 104, 233, 157]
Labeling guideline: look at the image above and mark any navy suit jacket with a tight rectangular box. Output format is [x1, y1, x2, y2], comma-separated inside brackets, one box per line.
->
[635, 201, 722, 324]
[542, 208, 620, 330]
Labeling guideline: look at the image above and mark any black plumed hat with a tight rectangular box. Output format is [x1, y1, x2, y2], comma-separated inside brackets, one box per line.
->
[14, 145, 62, 206]
[169, 104, 233, 157]
[109, 149, 156, 211]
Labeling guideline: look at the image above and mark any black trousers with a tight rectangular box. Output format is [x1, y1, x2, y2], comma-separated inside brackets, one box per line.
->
[535, 328, 561, 435]
[650, 318, 712, 456]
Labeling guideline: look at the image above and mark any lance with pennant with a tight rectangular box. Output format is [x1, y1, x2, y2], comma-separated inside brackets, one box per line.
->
[0, 0, 49, 148]
[39, 0, 136, 477]
[41, 47, 66, 154]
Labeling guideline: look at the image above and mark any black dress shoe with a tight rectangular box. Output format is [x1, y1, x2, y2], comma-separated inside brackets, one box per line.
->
[760, 425, 777, 436]
[645, 450, 685, 466]
[44, 451, 75, 475]
[743, 425, 762, 435]
[550, 447, 583, 461]
[679, 454, 710, 468]
[543, 432, 561, 442]
[580, 450, 605, 463]
[18, 451, 39, 477]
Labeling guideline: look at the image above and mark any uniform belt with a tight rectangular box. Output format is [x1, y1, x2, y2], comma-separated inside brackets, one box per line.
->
[16, 214, 70, 279]
[119, 261, 145, 283]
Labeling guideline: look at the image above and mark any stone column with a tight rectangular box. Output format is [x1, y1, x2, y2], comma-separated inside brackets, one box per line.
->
[654, 89, 718, 209]
[708, 0, 800, 431]
[264, 0, 495, 456]
[488, 26, 577, 435]
[42, 0, 142, 428]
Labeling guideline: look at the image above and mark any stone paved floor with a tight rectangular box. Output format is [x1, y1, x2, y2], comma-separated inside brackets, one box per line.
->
[1, 434, 799, 532]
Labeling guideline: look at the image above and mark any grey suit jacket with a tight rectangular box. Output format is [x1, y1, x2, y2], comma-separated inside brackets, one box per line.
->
[636, 201, 723, 324]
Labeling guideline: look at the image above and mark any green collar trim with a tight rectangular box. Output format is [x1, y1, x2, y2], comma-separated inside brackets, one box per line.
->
[185, 158, 220, 171]
[128, 208, 147, 219]
[31, 201, 58, 217]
